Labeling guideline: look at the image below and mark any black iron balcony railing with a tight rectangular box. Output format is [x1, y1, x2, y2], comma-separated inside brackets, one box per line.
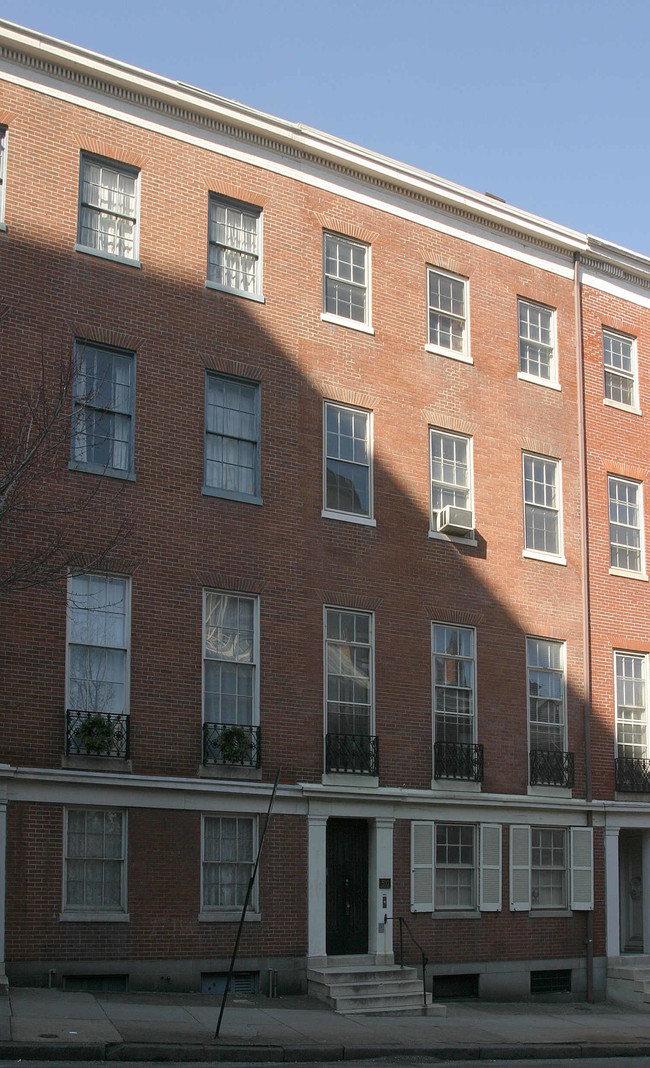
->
[615, 756, 650, 792]
[203, 723, 261, 768]
[66, 709, 129, 758]
[434, 741, 484, 782]
[326, 733, 378, 775]
[529, 749, 575, 788]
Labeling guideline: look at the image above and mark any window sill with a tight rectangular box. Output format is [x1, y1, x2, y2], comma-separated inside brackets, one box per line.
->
[425, 344, 473, 365]
[320, 312, 374, 336]
[428, 529, 477, 547]
[530, 909, 572, 918]
[68, 461, 135, 481]
[202, 486, 263, 506]
[322, 773, 379, 788]
[60, 911, 129, 923]
[322, 509, 376, 527]
[198, 763, 262, 781]
[609, 567, 648, 581]
[522, 549, 567, 566]
[198, 910, 260, 923]
[74, 243, 141, 269]
[62, 756, 132, 773]
[527, 784, 572, 799]
[205, 279, 265, 303]
[604, 398, 642, 417]
[432, 910, 481, 920]
[430, 778, 481, 793]
[517, 371, 561, 392]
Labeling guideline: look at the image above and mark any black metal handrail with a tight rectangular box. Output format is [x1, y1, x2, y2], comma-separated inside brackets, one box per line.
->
[388, 915, 428, 1008]
[325, 733, 378, 775]
[203, 723, 261, 768]
[434, 741, 484, 782]
[616, 756, 650, 792]
[529, 749, 574, 788]
[65, 709, 129, 758]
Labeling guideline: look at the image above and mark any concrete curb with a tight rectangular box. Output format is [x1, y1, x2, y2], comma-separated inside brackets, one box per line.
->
[1, 1040, 650, 1062]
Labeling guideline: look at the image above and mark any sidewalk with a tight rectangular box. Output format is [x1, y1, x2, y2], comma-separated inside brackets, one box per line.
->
[2, 988, 650, 1061]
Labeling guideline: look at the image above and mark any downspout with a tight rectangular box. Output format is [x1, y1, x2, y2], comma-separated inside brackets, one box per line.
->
[574, 251, 594, 1001]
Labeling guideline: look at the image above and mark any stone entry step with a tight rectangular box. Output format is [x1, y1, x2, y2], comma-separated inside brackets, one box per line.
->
[307, 962, 447, 1017]
[607, 955, 650, 1009]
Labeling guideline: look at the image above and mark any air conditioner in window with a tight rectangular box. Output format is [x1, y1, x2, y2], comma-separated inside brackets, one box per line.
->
[437, 505, 474, 536]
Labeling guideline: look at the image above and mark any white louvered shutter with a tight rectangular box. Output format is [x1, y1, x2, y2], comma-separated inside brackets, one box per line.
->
[570, 826, 593, 911]
[509, 824, 531, 911]
[479, 823, 502, 911]
[411, 821, 434, 912]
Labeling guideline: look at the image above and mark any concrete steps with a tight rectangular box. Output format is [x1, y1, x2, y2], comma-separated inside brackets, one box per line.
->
[607, 955, 650, 1008]
[307, 962, 447, 1017]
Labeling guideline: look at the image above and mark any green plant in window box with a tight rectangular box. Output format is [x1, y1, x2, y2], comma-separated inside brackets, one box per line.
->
[78, 714, 114, 756]
[218, 724, 252, 765]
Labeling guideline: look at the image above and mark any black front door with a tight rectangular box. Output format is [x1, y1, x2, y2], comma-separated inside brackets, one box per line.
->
[326, 818, 368, 955]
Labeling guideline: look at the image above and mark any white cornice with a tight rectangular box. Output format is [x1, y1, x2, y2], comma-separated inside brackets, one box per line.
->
[1, 19, 650, 287]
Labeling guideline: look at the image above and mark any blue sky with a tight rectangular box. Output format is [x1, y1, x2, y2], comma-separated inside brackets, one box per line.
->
[3, 0, 648, 254]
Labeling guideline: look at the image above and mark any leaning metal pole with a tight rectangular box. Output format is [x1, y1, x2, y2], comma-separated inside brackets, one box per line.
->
[215, 768, 281, 1039]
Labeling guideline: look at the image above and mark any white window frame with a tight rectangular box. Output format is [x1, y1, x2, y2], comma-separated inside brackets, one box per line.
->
[608, 475, 646, 578]
[321, 232, 373, 334]
[603, 328, 639, 413]
[322, 401, 375, 526]
[65, 573, 131, 721]
[522, 452, 565, 564]
[411, 821, 501, 914]
[428, 429, 475, 542]
[70, 340, 136, 480]
[75, 153, 141, 267]
[203, 372, 262, 504]
[530, 827, 567, 910]
[432, 623, 476, 747]
[526, 637, 566, 754]
[509, 824, 593, 912]
[425, 267, 471, 364]
[61, 807, 128, 922]
[202, 591, 260, 729]
[517, 298, 559, 390]
[0, 126, 7, 229]
[200, 813, 259, 920]
[435, 823, 477, 911]
[205, 195, 264, 303]
[323, 605, 375, 742]
[614, 650, 648, 761]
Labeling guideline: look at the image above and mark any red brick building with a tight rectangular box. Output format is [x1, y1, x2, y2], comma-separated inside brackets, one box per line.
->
[0, 19, 647, 1002]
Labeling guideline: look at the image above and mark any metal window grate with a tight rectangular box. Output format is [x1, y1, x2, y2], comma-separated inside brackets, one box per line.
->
[431, 973, 479, 998]
[201, 971, 258, 995]
[326, 733, 378, 775]
[530, 968, 571, 994]
[434, 741, 484, 782]
[63, 974, 128, 992]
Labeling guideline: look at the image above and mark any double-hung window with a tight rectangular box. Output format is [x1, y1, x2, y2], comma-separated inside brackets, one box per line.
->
[604, 329, 637, 409]
[63, 808, 127, 918]
[203, 592, 258, 729]
[71, 342, 135, 478]
[433, 624, 475, 745]
[518, 299, 556, 385]
[523, 453, 562, 559]
[0, 126, 7, 226]
[426, 268, 469, 360]
[323, 402, 373, 522]
[615, 652, 647, 760]
[609, 475, 643, 574]
[204, 373, 261, 502]
[202, 815, 257, 914]
[322, 232, 369, 327]
[67, 574, 129, 723]
[435, 824, 475, 909]
[207, 197, 262, 299]
[411, 821, 502, 913]
[77, 155, 139, 263]
[429, 429, 472, 535]
[527, 638, 565, 752]
[325, 608, 373, 738]
[531, 828, 567, 909]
